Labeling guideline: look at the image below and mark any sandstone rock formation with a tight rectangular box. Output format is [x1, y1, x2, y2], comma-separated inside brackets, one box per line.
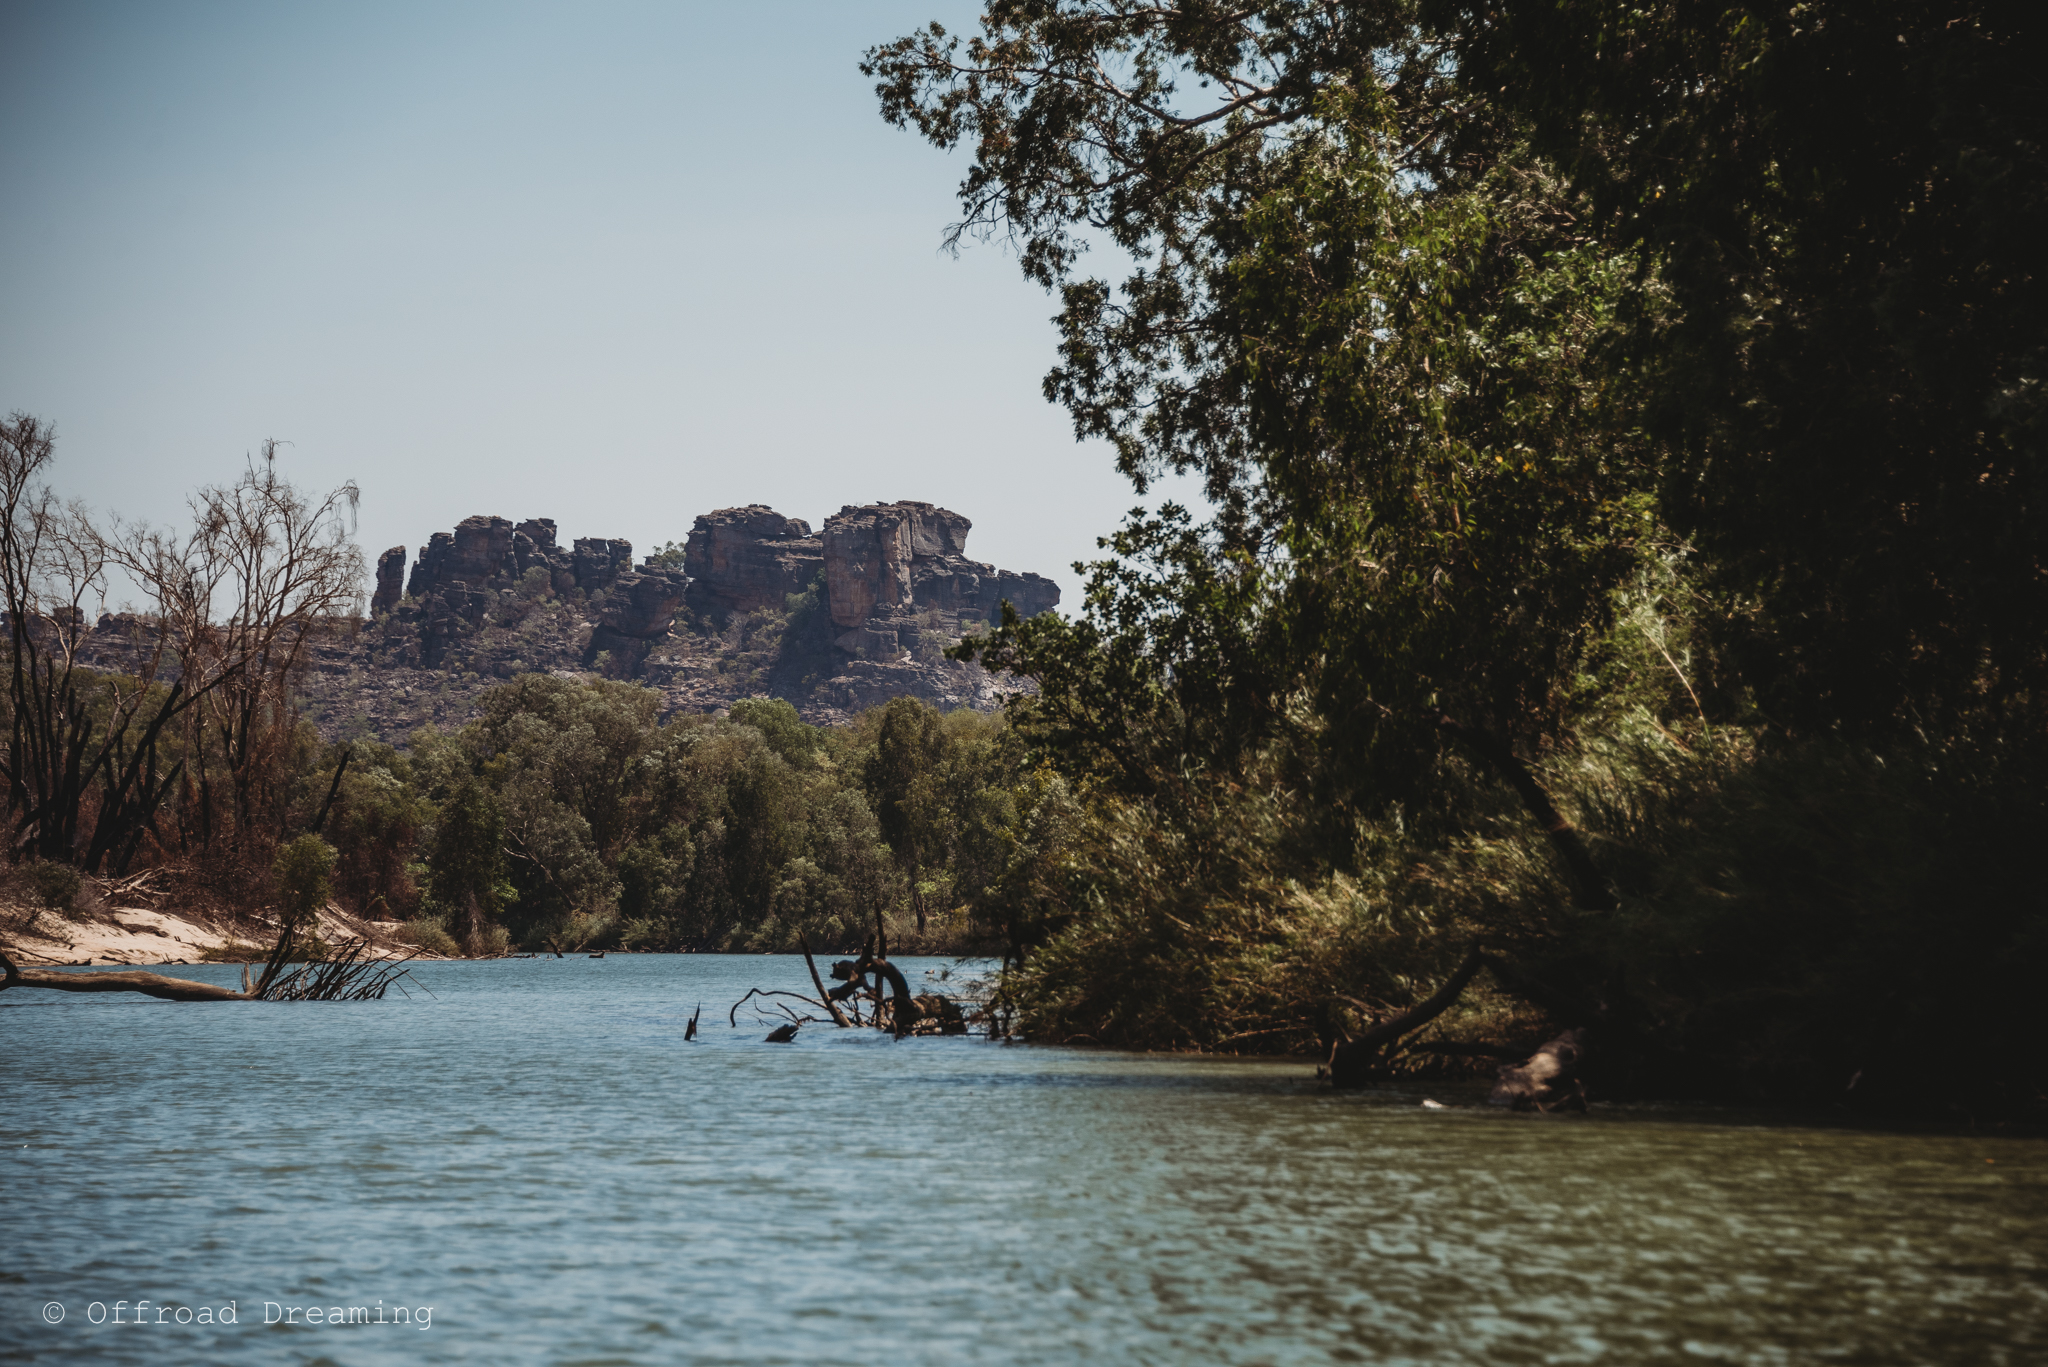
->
[384, 515, 641, 667]
[280, 499, 1060, 741]
[586, 567, 690, 667]
[372, 546, 406, 614]
[683, 506, 824, 616]
[818, 501, 1059, 657]
[399, 515, 635, 608]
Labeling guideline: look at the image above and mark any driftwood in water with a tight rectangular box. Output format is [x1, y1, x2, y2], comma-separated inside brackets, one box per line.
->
[826, 948, 965, 1037]
[1489, 1029, 1591, 1111]
[1324, 946, 1491, 1087]
[727, 987, 819, 1029]
[764, 1022, 799, 1042]
[728, 920, 969, 1041]
[830, 950, 916, 1038]
[799, 935, 853, 1027]
[684, 1003, 700, 1040]
[1, 949, 250, 1000]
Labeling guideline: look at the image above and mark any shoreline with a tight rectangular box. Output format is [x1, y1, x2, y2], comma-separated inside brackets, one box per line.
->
[0, 903, 418, 968]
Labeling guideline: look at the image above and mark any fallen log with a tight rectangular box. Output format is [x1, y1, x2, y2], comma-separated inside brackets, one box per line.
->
[0, 937, 416, 1003]
[1, 949, 251, 1001]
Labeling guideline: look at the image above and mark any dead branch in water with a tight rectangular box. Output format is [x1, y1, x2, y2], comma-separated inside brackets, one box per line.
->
[726, 987, 826, 1029]
[799, 934, 852, 1027]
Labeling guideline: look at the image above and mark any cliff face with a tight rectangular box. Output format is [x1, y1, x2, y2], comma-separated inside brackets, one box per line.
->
[290, 500, 1059, 741]
[683, 499, 1060, 662]
[683, 506, 823, 615]
[818, 501, 1060, 657]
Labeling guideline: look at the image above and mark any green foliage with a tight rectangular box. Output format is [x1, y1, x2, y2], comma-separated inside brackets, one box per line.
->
[311, 742, 431, 921]
[30, 861, 82, 917]
[730, 697, 822, 768]
[295, 674, 1042, 954]
[870, 1, 2048, 1112]
[395, 917, 461, 958]
[272, 834, 337, 929]
[425, 781, 515, 947]
[1456, 0, 2047, 733]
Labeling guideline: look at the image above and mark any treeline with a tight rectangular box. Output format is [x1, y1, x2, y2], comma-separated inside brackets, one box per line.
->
[859, 0, 2048, 1115]
[310, 683, 1043, 955]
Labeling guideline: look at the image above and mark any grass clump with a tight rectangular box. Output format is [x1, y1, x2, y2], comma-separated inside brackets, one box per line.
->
[396, 919, 460, 957]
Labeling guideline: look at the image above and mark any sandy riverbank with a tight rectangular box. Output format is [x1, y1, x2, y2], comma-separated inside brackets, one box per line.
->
[1, 903, 421, 967]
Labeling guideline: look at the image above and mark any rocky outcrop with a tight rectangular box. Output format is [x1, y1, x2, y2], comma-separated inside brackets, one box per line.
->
[586, 568, 690, 667]
[372, 546, 407, 614]
[405, 515, 512, 599]
[401, 515, 633, 606]
[274, 499, 1059, 740]
[818, 501, 1059, 657]
[386, 516, 642, 668]
[683, 506, 823, 616]
[573, 537, 634, 594]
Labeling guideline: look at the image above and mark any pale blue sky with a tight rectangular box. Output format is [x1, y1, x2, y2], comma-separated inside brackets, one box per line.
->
[1, 0, 1188, 608]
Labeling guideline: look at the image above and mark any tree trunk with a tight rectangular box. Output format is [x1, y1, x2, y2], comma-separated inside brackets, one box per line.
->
[0, 949, 251, 1001]
[1325, 945, 1490, 1087]
[1435, 716, 1617, 912]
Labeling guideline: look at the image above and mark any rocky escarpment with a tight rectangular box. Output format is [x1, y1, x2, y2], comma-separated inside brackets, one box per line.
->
[376, 515, 685, 670]
[265, 501, 1061, 743]
[686, 499, 1059, 657]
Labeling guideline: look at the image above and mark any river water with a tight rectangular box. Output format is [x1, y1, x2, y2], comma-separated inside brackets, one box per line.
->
[4, 954, 2043, 1365]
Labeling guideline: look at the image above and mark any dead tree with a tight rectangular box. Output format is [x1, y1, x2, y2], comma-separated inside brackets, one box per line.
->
[1, 419, 365, 870]
[725, 931, 969, 1041]
[113, 442, 364, 853]
[1, 415, 193, 871]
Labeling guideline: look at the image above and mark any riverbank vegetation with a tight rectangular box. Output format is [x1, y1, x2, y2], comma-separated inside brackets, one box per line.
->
[853, 0, 2046, 1117]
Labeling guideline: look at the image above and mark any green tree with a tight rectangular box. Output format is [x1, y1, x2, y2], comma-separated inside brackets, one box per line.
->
[730, 697, 822, 768]
[426, 781, 513, 951]
[863, 697, 949, 932]
[1451, 0, 2047, 734]
[876, 2, 1657, 908]
[272, 833, 338, 957]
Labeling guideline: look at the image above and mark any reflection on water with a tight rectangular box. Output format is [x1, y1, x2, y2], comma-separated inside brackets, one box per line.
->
[5, 955, 2043, 1365]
